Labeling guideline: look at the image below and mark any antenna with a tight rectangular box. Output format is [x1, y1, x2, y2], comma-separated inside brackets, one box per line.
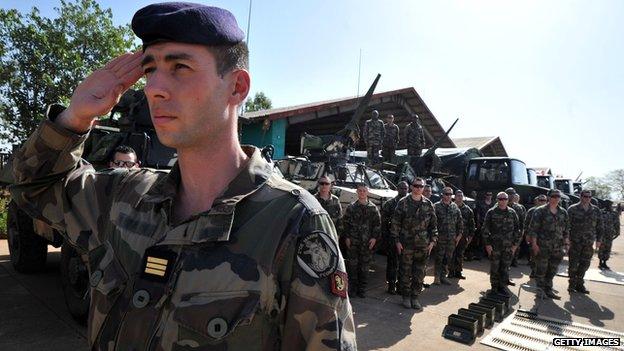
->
[246, 0, 253, 45]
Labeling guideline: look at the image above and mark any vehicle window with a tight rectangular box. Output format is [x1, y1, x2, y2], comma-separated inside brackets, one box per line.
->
[467, 163, 478, 181]
[478, 161, 509, 183]
[511, 160, 528, 184]
[366, 169, 387, 189]
[527, 169, 537, 185]
[537, 176, 550, 188]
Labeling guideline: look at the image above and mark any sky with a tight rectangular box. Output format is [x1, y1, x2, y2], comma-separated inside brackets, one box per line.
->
[4, 0, 623, 179]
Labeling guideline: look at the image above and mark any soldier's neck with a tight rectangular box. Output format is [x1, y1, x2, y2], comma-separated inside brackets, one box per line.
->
[173, 136, 249, 223]
[411, 194, 423, 201]
[319, 191, 331, 200]
[357, 198, 368, 205]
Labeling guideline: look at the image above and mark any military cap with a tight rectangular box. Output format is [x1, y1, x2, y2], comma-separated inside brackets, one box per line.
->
[132, 2, 245, 49]
[504, 187, 516, 195]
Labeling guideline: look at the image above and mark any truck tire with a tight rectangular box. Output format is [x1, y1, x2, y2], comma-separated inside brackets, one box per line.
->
[60, 243, 90, 325]
[7, 201, 48, 273]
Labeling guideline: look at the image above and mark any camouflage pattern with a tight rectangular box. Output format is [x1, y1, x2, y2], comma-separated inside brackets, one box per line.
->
[363, 118, 385, 163]
[315, 193, 343, 233]
[524, 206, 538, 275]
[510, 202, 527, 263]
[391, 196, 438, 297]
[342, 200, 381, 293]
[381, 195, 403, 286]
[404, 121, 425, 157]
[599, 210, 620, 261]
[528, 205, 570, 290]
[468, 199, 493, 259]
[567, 203, 602, 287]
[382, 123, 399, 163]
[451, 203, 475, 275]
[433, 201, 463, 279]
[11, 120, 356, 350]
[482, 207, 519, 290]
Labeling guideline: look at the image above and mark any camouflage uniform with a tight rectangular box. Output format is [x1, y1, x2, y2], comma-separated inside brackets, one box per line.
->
[315, 192, 343, 233]
[510, 202, 526, 263]
[528, 205, 569, 290]
[363, 118, 385, 164]
[11, 119, 356, 350]
[342, 200, 381, 294]
[382, 123, 399, 163]
[469, 199, 493, 259]
[482, 207, 520, 291]
[451, 203, 475, 276]
[404, 121, 425, 157]
[391, 196, 438, 297]
[433, 201, 463, 279]
[599, 210, 620, 262]
[381, 195, 403, 287]
[524, 206, 538, 275]
[567, 203, 602, 288]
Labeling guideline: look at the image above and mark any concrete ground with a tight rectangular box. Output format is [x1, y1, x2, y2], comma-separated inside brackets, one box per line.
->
[0, 220, 622, 351]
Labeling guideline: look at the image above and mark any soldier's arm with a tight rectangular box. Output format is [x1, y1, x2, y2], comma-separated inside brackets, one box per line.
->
[563, 210, 570, 242]
[512, 211, 521, 246]
[428, 206, 439, 243]
[456, 208, 464, 237]
[395, 125, 400, 146]
[614, 213, 621, 238]
[482, 211, 492, 245]
[280, 212, 356, 350]
[595, 208, 603, 243]
[527, 209, 541, 244]
[371, 205, 381, 239]
[381, 202, 391, 236]
[390, 202, 404, 244]
[467, 210, 476, 238]
[362, 121, 369, 142]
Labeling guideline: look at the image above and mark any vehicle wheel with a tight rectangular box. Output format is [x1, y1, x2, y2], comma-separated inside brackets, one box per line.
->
[7, 201, 48, 273]
[60, 243, 90, 325]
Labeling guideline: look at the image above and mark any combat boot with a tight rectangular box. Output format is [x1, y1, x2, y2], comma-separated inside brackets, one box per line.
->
[599, 260, 606, 270]
[544, 288, 561, 300]
[411, 297, 422, 310]
[402, 296, 411, 309]
[567, 284, 577, 293]
[387, 282, 397, 295]
[433, 276, 441, 285]
[576, 284, 590, 294]
[440, 276, 452, 285]
[603, 261, 611, 270]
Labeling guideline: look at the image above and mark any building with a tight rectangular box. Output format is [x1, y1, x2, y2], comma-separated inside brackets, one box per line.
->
[452, 136, 508, 157]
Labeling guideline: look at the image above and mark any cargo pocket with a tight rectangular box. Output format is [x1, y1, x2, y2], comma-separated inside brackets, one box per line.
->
[172, 290, 263, 348]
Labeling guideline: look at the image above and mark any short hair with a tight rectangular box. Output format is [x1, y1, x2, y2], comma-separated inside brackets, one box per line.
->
[206, 41, 249, 77]
[413, 177, 425, 185]
[455, 190, 464, 196]
[397, 181, 409, 188]
[112, 145, 137, 161]
[356, 182, 368, 189]
[580, 190, 592, 197]
[386, 114, 394, 119]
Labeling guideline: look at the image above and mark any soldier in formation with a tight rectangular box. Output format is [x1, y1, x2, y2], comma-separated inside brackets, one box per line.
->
[363, 109, 385, 164]
[314, 175, 343, 231]
[506, 188, 526, 269]
[392, 177, 438, 310]
[525, 194, 547, 277]
[468, 191, 493, 261]
[433, 187, 463, 285]
[382, 114, 400, 164]
[567, 190, 602, 294]
[404, 113, 425, 168]
[109, 145, 141, 169]
[423, 184, 440, 203]
[381, 181, 409, 294]
[343, 183, 381, 298]
[599, 201, 621, 270]
[450, 190, 475, 280]
[10, 3, 356, 349]
[528, 189, 569, 299]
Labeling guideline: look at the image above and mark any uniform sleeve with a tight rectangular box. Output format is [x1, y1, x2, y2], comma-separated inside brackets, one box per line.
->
[404, 125, 410, 144]
[418, 127, 425, 146]
[482, 210, 492, 246]
[10, 119, 127, 253]
[466, 209, 476, 239]
[595, 209, 603, 243]
[563, 210, 570, 241]
[281, 212, 356, 350]
[381, 201, 391, 236]
[362, 121, 369, 142]
[390, 201, 404, 244]
[371, 205, 381, 240]
[523, 209, 533, 236]
[527, 209, 541, 242]
[428, 205, 438, 243]
[512, 211, 521, 246]
[456, 208, 464, 237]
[614, 213, 621, 239]
[380, 123, 385, 141]
[395, 125, 400, 146]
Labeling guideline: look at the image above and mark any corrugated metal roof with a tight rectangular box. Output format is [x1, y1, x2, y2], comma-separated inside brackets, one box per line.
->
[453, 136, 508, 157]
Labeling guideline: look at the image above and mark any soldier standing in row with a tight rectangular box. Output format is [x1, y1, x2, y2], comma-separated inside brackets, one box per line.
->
[382, 114, 400, 163]
[599, 201, 621, 270]
[528, 189, 569, 300]
[450, 190, 475, 280]
[567, 190, 602, 294]
[405, 113, 425, 168]
[482, 192, 520, 296]
[469, 191, 493, 261]
[423, 184, 441, 203]
[392, 177, 438, 310]
[381, 181, 409, 294]
[343, 183, 381, 298]
[363, 109, 385, 165]
[433, 187, 463, 285]
[315, 175, 343, 232]
[506, 188, 526, 269]
[525, 194, 548, 278]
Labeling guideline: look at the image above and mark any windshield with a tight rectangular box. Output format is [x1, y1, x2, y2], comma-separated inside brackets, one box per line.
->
[555, 179, 573, 194]
[537, 175, 553, 189]
[527, 169, 537, 185]
[474, 160, 509, 183]
[342, 164, 389, 189]
[511, 160, 528, 184]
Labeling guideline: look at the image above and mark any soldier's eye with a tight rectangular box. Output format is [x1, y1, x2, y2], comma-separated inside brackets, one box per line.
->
[143, 67, 155, 75]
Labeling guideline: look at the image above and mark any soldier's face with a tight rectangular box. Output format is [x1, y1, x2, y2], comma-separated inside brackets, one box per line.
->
[109, 152, 139, 169]
[412, 182, 425, 196]
[397, 184, 408, 197]
[142, 42, 249, 149]
[356, 186, 368, 200]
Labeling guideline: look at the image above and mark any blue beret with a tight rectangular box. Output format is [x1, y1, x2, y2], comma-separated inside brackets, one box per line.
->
[132, 2, 245, 48]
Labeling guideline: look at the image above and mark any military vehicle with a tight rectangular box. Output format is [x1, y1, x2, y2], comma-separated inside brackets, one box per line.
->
[554, 178, 580, 204]
[527, 168, 538, 186]
[537, 174, 555, 189]
[0, 89, 176, 323]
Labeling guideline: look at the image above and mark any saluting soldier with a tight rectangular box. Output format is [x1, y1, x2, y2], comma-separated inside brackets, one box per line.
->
[9, 3, 355, 349]
[450, 190, 475, 279]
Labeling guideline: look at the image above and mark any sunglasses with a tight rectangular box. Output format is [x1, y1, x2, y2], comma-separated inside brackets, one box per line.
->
[112, 160, 137, 168]
[550, 195, 561, 198]
[412, 184, 424, 188]
[319, 182, 331, 186]
[497, 197, 509, 201]
[443, 193, 453, 196]
[581, 195, 591, 198]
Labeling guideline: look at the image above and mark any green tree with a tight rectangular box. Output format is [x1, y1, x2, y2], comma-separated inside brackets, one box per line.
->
[0, 0, 136, 146]
[584, 176, 613, 200]
[245, 91, 273, 112]
[606, 169, 624, 201]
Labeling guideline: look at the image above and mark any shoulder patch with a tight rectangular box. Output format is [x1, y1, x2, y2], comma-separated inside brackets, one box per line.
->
[266, 175, 326, 214]
[296, 231, 339, 279]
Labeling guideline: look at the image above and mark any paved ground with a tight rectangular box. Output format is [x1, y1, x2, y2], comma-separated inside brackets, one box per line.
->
[0, 219, 622, 351]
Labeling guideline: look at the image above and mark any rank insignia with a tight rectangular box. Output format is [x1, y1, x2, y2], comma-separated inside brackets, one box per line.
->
[330, 271, 348, 298]
[140, 247, 176, 282]
[296, 231, 339, 279]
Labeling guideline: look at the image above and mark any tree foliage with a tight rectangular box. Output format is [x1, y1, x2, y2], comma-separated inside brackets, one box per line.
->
[0, 0, 136, 146]
[245, 91, 272, 112]
[584, 169, 624, 201]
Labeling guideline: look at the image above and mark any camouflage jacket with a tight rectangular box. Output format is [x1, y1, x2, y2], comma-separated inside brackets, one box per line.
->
[342, 200, 381, 242]
[382, 123, 399, 148]
[510, 202, 527, 232]
[315, 193, 343, 231]
[363, 118, 385, 146]
[434, 201, 463, 241]
[390, 195, 438, 248]
[404, 122, 425, 150]
[528, 205, 569, 248]
[475, 200, 494, 228]
[567, 203, 602, 244]
[381, 195, 403, 238]
[602, 210, 621, 241]
[457, 202, 476, 239]
[482, 206, 520, 247]
[524, 207, 537, 240]
[11, 119, 356, 351]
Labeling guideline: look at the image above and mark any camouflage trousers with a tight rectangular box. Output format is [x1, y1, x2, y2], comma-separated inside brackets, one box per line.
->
[381, 147, 395, 164]
[384, 238, 400, 285]
[399, 246, 429, 297]
[434, 238, 455, 278]
[598, 237, 614, 261]
[534, 245, 564, 290]
[451, 235, 469, 275]
[346, 241, 373, 293]
[568, 241, 594, 287]
[467, 228, 484, 259]
[366, 145, 382, 164]
[489, 244, 513, 290]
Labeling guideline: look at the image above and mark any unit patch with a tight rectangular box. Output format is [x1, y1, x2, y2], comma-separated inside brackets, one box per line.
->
[330, 271, 348, 298]
[296, 231, 338, 278]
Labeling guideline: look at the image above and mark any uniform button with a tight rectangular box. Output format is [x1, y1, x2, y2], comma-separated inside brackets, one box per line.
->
[89, 270, 103, 287]
[291, 189, 301, 196]
[206, 317, 228, 339]
[132, 289, 150, 308]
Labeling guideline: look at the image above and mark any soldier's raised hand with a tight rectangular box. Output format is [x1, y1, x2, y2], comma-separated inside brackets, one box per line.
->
[58, 52, 144, 133]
